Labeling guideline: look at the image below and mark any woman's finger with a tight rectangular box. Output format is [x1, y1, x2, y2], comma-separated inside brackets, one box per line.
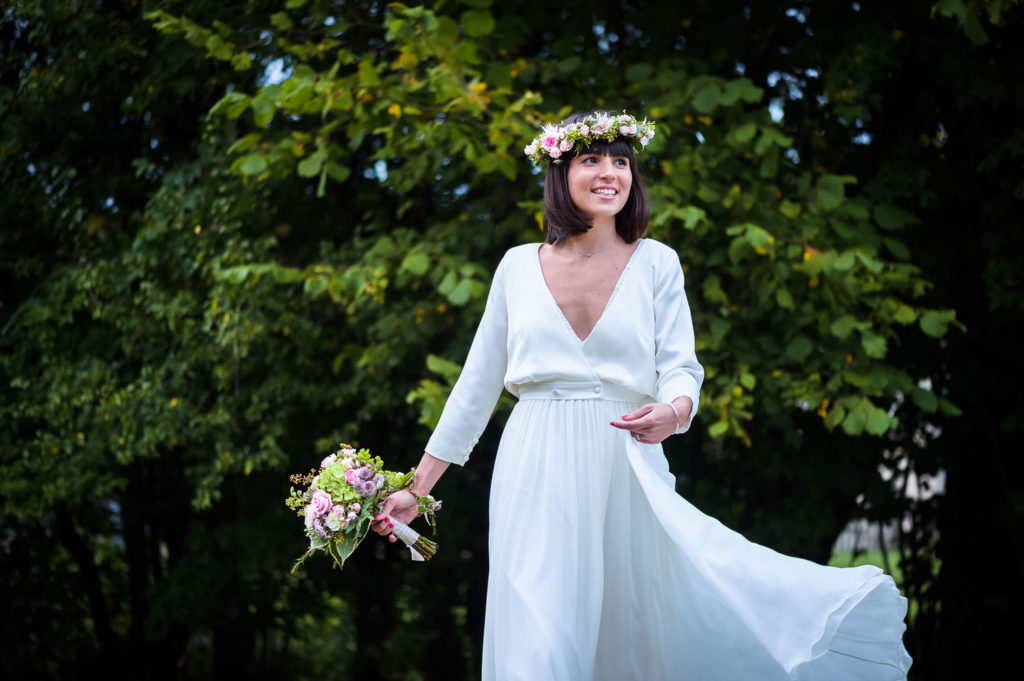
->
[620, 403, 655, 421]
[372, 497, 397, 534]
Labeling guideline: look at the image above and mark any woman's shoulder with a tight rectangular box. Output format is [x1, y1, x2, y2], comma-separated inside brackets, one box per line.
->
[637, 237, 682, 265]
[496, 242, 541, 269]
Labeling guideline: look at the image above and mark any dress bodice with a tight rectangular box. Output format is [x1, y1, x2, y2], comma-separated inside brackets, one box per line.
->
[425, 238, 704, 466]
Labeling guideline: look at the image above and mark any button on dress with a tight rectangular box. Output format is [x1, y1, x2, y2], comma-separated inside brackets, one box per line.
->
[425, 239, 912, 680]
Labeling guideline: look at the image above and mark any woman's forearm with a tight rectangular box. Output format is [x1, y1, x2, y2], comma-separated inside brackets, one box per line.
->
[412, 452, 451, 496]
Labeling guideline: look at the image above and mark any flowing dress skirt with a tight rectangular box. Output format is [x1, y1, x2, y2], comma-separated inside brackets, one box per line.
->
[482, 393, 912, 681]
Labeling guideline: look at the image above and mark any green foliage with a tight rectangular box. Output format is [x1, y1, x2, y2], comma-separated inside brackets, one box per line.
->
[3, 0, 1019, 678]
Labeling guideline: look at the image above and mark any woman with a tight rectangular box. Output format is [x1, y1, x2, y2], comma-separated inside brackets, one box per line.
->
[372, 111, 912, 680]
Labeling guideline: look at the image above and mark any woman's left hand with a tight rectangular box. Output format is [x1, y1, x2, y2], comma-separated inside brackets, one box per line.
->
[610, 398, 691, 444]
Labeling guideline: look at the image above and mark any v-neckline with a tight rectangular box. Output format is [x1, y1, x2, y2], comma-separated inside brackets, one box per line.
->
[536, 239, 645, 343]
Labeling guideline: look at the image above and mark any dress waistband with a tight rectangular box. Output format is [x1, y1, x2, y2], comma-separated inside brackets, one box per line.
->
[517, 381, 650, 403]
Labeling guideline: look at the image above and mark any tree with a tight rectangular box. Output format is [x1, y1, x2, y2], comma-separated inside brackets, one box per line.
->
[2, 1, 1019, 679]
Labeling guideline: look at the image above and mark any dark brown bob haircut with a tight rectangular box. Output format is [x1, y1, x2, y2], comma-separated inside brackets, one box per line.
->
[542, 111, 649, 244]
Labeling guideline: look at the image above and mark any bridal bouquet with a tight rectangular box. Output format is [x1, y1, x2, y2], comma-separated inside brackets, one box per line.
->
[286, 444, 441, 572]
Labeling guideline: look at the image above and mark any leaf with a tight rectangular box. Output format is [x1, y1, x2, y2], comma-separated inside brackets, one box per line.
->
[775, 287, 794, 310]
[303, 275, 328, 297]
[815, 175, 845, 211]
[205, 35, 232, 61]
[358, 60, 381, 86]
[841, 407, 867, 435]
[911, 386, 939, 412]
[920, 309, 955, 337]
[883, 237, 910, 259]
[461, 9, 495, 37]
[625, 62, 654, 82]
[830, 315, 858, 339]
[832, 251, 856, 271]
[708, 420, 730, 438]
[728, 122, 757, 145]
[678, 206, 706, 230]
[401, 251, 430, 275]
[447, 279, 472, 305]
[779, 200, 802, 219]
[784, 336, 814, 361]
[297, 151, 326, 178]
[438, 270, 457, 296]
[692, 83, 722, 113]
[324, 163, 351, 183]
[873, 204, 912, 230]
[270, 12, 294, 31]
[893, 305, 917, 324]
[824, 404, 846, 429]
[938, 397, 962, 417]
[238, 153, 268, 176]
[861, 331, 887, 358]
[865, 407, 891, 435]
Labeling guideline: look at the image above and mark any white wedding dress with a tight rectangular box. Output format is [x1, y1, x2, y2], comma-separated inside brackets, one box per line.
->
[425, 239, 912, 680]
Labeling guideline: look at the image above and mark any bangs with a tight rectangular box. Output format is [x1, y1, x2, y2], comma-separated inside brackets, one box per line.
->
[579, 137, 635, 159]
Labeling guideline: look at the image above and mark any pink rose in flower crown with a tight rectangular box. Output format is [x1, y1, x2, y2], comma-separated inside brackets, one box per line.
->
[549, 147, 562, 159]
[580, 124, 590, 136]
[591, 117, 610, 134]
[321, 453, 337, 468]
[559, 139, 574, 153]
[309, 490, 333, 517]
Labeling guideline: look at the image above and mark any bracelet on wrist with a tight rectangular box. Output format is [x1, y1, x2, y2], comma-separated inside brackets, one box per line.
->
[666, 401, 683, 435]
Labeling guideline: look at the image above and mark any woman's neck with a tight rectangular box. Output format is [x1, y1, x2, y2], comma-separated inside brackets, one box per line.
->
[566, 218, 620, 252]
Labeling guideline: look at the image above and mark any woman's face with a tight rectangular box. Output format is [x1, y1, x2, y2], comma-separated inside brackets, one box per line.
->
[567, 153, 632, 223]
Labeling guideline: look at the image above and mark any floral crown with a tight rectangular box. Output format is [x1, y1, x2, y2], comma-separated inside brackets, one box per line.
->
[523, 112, 656, 165]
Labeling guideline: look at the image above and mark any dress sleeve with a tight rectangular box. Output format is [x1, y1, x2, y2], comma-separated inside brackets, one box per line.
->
[653, 247, 705, 433]
[423, 254, 510, 465]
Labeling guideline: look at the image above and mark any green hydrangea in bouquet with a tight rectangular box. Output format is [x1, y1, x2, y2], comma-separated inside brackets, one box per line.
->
[286, 444, 441, 572]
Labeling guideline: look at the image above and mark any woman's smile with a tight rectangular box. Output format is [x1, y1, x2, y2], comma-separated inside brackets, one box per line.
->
[568, 153, 632, 221]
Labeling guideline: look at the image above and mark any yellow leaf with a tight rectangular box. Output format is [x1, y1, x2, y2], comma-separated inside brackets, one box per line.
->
[387, 103, 402, 117]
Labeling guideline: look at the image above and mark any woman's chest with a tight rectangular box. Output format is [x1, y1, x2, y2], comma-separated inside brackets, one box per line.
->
[505, 252, 655, 353]
[541, 265, 622, 340]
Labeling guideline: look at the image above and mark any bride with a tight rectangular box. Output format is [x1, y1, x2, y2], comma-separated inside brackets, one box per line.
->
[372, 111, 912, 680]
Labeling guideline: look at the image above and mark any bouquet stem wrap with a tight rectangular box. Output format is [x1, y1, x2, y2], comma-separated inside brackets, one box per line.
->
[389, 517, 438, 561]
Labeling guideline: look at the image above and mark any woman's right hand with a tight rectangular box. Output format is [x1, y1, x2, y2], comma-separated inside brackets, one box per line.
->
[371, 489, 419, 543]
